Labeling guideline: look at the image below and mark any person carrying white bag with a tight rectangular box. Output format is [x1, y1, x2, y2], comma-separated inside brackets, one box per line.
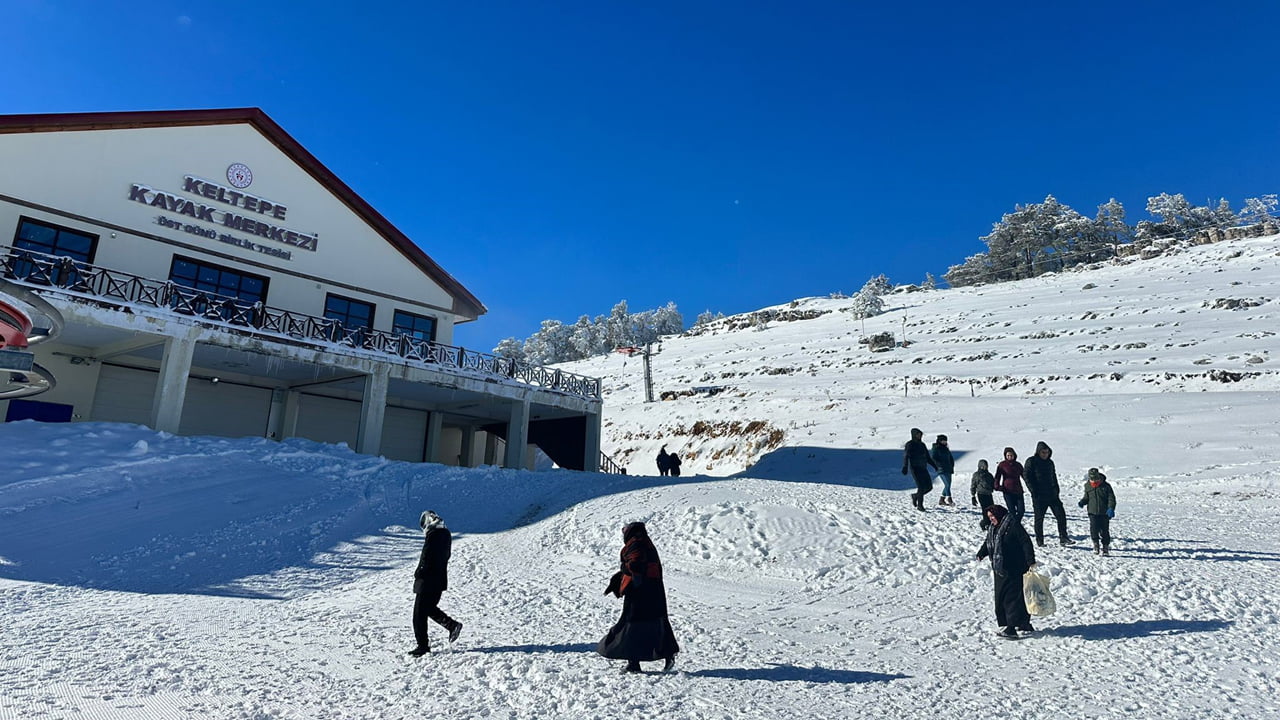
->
[1023, 564, 1055, 617]
[975, 505, 1037, 639]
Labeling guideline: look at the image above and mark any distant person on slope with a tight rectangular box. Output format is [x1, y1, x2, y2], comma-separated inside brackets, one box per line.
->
[971, 459, 995, 526]
[930, 434, 956, 506]
[1078, 468, 1118, 556]
[902, 428, 938, 511]
[407, 510, 463, 657]
[993, 447, 1026, 520]
[656, 445, 671, 476]
[976, 505, 1037, 639]
[1024, 441, 1073, 547]
[668, 452, 682, 477]
[598, 522, 680, 673]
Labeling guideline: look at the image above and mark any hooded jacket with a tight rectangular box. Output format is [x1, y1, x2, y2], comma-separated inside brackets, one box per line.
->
[977, 508, 1036, 578]
[414, 521, 452, 594]
[1023, 441, 1061, 500]
[1080, 477, 1117, 516]
[994, 449, 1025, 495]
[930, 441, 955, 475]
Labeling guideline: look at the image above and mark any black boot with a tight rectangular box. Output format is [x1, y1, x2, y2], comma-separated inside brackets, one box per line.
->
[622, 660, 643, 673]
[447, 620, 463, 643]
[407, 646, 429, 657]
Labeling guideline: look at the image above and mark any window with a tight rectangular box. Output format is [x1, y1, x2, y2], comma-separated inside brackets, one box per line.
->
[168, 256, 269, 324]
[392, 310, 437, 343]
[324, 294, 375, 345]
[9, 217, 98, 286]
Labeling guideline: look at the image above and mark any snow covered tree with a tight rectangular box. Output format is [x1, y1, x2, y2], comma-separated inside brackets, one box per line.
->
[1093, 198, 1133, 258]
[522, 319, 573, 364]
[922, 273, 938, 290]
[1137, 193, 1226, 241]
[693, 309, 724, 328]
[492, 337, 526, 360]
[569, 315, 603, 358]
[861, 274, 892, 296]
[848, 288, 884, 319]
[1240, 195, 1279, 225]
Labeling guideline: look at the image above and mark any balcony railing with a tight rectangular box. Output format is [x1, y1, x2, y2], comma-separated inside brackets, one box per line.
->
[2, 247, 602, 400]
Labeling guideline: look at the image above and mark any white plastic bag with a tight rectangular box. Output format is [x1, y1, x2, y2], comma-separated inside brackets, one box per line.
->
[1023, 565, 1056, 616]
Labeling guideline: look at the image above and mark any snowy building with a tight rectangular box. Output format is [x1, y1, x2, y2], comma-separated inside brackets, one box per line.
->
[0, 109, 603, 471]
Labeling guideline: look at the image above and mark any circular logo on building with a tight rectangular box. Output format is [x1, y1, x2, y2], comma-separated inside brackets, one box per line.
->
[226, 163, 254, 188]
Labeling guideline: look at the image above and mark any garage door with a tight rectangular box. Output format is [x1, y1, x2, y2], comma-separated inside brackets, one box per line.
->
[91, 364, 272, 438]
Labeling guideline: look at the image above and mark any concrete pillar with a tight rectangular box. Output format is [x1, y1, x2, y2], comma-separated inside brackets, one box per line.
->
[504, 398, 530, 469]
[459, 425, 476, 468]
[424, 411, 444, 464]
[279, 389, 302, 440]
[483, 432, 499, 466]
[150, 332, 197, 434]
[583, 412, 602, 472]
[356, 365, 390, 455]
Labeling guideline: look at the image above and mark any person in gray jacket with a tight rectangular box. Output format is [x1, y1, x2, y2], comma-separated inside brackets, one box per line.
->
[1078, 468, 1118, 556]
[1024, 441, 1073, 547]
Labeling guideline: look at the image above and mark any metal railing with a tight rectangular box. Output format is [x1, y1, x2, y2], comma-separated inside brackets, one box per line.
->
[599, 451, 626, 475]
[1, 247, 602, 400]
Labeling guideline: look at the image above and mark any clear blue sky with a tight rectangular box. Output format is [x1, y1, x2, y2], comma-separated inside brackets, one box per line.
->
[4, 1, 1278, 352]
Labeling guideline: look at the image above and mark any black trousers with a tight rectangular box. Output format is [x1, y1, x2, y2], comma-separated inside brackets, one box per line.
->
[993, 572, 1030, 629]
[413, 587, 456, 648]
[911, 467, 932, 498]
[1032, 496, 1069, 543]
[1088, 514, 1112, 548]
[1002, 492, 1025, 520]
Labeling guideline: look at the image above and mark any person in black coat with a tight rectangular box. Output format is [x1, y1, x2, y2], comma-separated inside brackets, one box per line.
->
[656, 445, 671, 476]
[1024, 441, 1074, 547]
[902, 428, 938, 511]
[598, 522, 680, 673]
[408, 510, 462, 656]
[930, 434, 956, 506]
[976, 505, 1037, 638]
[668, 453, 682, 477]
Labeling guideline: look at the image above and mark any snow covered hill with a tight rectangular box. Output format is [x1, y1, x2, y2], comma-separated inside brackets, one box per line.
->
[2, 234, 1280, 719]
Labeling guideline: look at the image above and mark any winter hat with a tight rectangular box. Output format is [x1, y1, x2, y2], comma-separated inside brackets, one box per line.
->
[936, 434, 948, 442]
[419, 510, 446, 532]
[1087, 468, 1106, 482]
[978, 459, 989, 470]
[910, 428, 923, 439]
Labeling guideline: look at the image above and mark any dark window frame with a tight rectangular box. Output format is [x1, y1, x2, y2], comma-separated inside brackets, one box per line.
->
[392, 309, 437, 343]
[9, 216, 100, 287]
[168, 255, 271, 305]
[324, 293, 376, 347]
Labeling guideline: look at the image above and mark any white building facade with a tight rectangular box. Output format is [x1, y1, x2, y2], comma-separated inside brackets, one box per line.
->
[0, 109, 605, 471]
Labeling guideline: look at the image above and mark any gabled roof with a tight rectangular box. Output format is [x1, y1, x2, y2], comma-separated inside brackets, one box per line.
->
[0, 108, 486, 321]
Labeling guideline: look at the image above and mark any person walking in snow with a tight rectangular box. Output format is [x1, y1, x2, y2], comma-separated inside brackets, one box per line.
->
[930, 434, 956, 506]
[971, 459, 995, 527]
[656, 445, 671, 476]
[993, 447, 1026, 520]
[975, 505, 1037, 639]
[902, 428, 938, 511]
[668, 452, 683, 477]
[407, 510, 463, 657]
[1024, 441, 1074, 547]
[598, 522, 680, 673]
[1077, 468, 1117, 556]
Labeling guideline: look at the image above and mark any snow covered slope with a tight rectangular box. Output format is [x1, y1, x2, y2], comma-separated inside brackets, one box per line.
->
[2, 234, 1279, 719]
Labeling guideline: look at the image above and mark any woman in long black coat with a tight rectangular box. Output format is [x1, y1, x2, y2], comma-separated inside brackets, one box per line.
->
[975, 505, 1037, 639]
[598, 522, 680, 673]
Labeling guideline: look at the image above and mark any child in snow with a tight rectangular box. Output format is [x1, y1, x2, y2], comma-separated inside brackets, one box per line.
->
[972, 459, 995, 527]
[1077, 468, 1117, 556]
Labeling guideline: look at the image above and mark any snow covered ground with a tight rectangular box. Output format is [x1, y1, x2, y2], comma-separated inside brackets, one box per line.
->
[3, 234, 1280, 719]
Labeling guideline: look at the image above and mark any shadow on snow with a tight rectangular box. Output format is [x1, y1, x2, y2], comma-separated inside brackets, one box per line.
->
[686, 663, 908, 684]
[1046, 619, 1232, 640]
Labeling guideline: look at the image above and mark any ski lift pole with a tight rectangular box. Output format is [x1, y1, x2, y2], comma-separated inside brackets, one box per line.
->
[643, 343, 654, 403]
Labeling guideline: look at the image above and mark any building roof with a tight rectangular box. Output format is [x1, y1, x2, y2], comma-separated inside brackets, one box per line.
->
[0, 108, 486, 321]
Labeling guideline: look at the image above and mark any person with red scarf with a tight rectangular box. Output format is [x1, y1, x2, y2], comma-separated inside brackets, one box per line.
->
[1078, 468, 1118, 555]
[598, 522, 680, 673]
